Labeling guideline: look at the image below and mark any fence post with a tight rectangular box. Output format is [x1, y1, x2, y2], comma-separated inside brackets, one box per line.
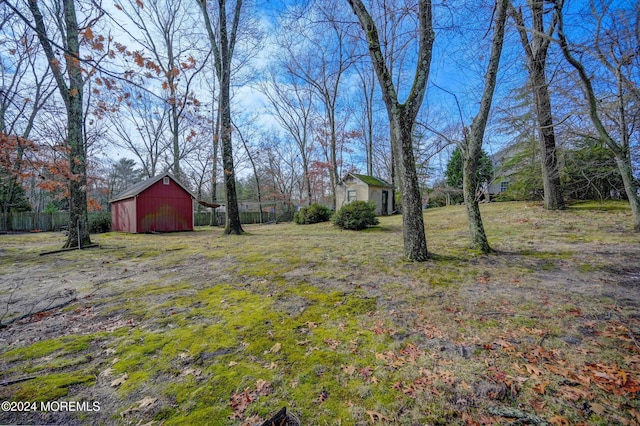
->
[77, 219, 82, 249]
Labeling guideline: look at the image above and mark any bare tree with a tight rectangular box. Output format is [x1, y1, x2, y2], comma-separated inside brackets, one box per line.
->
[508, 0, 565, 210]
[115, 0, 209, 178]
[261, 71, 315, 205]
[197, 0, 244, 234]
[0, 11, 57, 216]
[27, 0, 95, 248]
[462, 0, 508, 253]
[556, 0, 640, 230]
[279, 1, 354, 209]
[347, 0, 433, 261]
[353, 60, 377, 177]
[107, 89, 171, 178]
[261, 133, 299, 221]
[234, 119, 264, 222]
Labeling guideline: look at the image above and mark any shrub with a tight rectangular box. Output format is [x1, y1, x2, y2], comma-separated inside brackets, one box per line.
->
[333, 201, 379, 230]
[89, 212, 111, 233]
[293, 203, 333, 225]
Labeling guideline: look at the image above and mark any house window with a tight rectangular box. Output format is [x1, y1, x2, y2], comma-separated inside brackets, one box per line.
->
[500, 181, 509, 192]
[163, 177, 170, 185]
[347, 190, 357, 203]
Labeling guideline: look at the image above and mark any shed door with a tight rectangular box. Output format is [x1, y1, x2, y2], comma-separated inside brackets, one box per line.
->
[381, 190, 389, 215]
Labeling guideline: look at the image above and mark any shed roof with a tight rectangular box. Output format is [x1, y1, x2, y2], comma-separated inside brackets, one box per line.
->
[109, 173, 196, 203]
[348, 173, 393, 188]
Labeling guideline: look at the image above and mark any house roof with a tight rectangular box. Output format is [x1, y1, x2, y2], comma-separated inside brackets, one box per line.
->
[109, 173, 196, 203]
[349, 173, 393, 188]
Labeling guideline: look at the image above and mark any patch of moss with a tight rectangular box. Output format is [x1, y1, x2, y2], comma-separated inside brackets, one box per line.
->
[578, 263, 597, 273]
[568, 200, 630, 212]
[11, 373, 95, 401]
[2, 334, 94, 361]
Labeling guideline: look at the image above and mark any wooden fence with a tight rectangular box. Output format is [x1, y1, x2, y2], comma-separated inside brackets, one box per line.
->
[193, 211, 278, 226]
[0, 212, 70, 232]
[0, 210, 282, 233]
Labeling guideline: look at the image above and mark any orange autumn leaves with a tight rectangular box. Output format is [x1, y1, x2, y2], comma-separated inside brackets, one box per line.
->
[1, 133, 105, 210]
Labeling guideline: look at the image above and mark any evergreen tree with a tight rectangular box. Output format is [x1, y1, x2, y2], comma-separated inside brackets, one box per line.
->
[445, 147, 493, 192]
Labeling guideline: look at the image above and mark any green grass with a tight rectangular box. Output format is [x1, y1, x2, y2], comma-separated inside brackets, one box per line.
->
[1, 201, 638, 425]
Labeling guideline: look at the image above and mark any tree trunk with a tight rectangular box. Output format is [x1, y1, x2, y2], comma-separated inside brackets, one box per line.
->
[391, 112, 428, 261]
[462, 0, 507, 254]
[210, 101, 220, 226]
[302, 154, 312, 205]
[531, 65, 564, 210]
[615, 156, 640, 231]
[221, 88, 243, 234]
[347, 0, 433, 261]
[329, 112, 339, 210]
[463, 137, 492, 252]
[509, 0, 565, 210]
[28, 0, 91, 248]
[198, 0, 244, 235]
[63, 0, 91, 248]
[556, 2, 640, 231]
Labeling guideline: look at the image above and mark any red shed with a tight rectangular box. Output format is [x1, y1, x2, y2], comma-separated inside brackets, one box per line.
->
[110, 173, 195, 233]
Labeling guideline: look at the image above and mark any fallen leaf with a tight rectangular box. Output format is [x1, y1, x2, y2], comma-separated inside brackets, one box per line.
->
[229, 389, 253, 418]
[324, 338, 340, 350]
[99, 367, 113, 378]
[180, 368, 202, 377]
[549, 415, 570, 426]
[367, 410, 390, 422]
[558, 385, 593, 401]
[589, 402, 607, 416]
[110, 373, 128, 387]
[342, 364, 356, 376]
[545, 363, 571, 379]
[532, 381, 549, 395]
[240, 416, 263, 426]
[317, 389, 329, 403]
[494, 339, 514, 350]
[120, 397, 157, 418]
[255, 379, 271, 396]
[136, 397, 157, 409]
[525, 363, 543, 376]
[265, 343, 281, 354]
[359, 366, 373, 380]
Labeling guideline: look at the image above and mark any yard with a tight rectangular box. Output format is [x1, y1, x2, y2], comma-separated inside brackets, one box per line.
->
[0, 201, 639, 425]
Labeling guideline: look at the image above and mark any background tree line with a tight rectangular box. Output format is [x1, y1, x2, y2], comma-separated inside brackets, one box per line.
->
[0, 0, 638, 255]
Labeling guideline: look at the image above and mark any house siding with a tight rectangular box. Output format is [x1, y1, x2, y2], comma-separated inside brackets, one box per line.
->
[110, 174, 194, 233]
[111, 197, 137, 233]
[136, 179, 193, 233]
[336, 173, 393, 215]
